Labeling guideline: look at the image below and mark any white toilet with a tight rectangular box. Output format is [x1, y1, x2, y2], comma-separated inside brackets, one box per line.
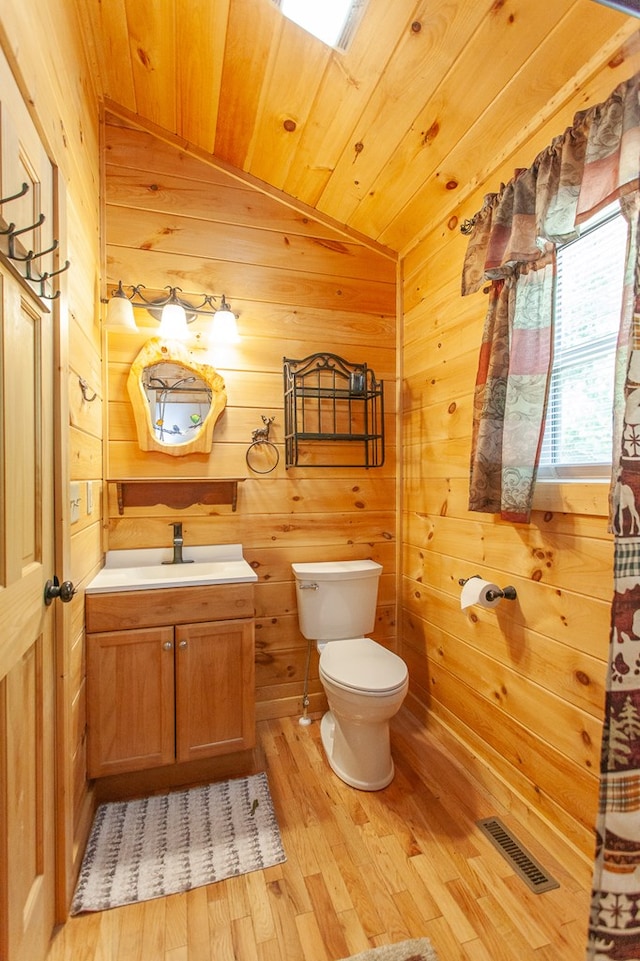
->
[292, 559, 408, 791]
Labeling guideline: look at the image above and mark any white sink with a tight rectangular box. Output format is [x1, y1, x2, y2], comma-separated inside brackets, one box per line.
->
[86, 544, 258, 594]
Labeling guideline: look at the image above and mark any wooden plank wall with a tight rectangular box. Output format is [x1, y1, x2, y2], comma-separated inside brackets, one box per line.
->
[399, 55, 640, 883]
[103, 116, 398, 722]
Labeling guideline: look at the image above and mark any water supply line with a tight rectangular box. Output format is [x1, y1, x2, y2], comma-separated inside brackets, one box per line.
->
[299, 635, 313, 726]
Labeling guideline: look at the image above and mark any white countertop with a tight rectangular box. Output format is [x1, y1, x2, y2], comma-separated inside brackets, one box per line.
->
[86, 543, 258, 593]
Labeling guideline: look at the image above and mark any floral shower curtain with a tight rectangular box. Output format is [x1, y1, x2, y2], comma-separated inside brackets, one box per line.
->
[460, 72, 640, 960]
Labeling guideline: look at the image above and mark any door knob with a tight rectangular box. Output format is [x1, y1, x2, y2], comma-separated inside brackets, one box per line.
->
[44, 576, 76, 606]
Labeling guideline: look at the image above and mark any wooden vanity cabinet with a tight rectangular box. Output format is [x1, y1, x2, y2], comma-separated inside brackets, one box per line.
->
[86, 584, 255, 779]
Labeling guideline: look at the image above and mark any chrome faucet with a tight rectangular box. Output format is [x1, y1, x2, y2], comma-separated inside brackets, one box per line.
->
[163, 522, 194, 565]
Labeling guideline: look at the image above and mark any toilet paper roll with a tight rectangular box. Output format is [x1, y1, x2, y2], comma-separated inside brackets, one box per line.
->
[460, 577, 502, 610]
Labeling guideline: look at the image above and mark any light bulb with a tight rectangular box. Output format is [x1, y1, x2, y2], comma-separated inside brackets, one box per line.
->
[160, 302, 189, 339]
[210, 308, 239, 344]
[106, 291, 137, 330]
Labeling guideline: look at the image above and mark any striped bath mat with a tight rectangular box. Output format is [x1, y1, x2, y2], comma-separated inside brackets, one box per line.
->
[71, 772, 286, 913]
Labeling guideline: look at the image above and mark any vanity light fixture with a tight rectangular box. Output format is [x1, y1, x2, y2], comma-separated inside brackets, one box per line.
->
[105, 281, 239, 342]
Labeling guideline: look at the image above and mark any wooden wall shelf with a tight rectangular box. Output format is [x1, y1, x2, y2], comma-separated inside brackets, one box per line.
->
[109, 478, 242, 514]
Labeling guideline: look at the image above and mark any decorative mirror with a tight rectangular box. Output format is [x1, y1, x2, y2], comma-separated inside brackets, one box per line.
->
[127, 338, 227, 455]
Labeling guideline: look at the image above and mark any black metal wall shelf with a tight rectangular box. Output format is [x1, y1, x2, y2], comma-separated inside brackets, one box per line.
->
[283, 353, 384, 468]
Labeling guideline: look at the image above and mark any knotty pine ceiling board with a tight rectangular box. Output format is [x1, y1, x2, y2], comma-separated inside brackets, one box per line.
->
[313, 0, 490, 227]
[397, 18, 640, 258]
[370, 0, 637, 249]
[346, 1, 582, 242]
[126, 0, 178, 129]
[76, 0, 137, 113]
[281, 0, 420, 207]
[243, 17, 332, 189]
[75, 0, 639, 251]
[349, 0, 609, 246]
[176, 0, 229, 151]
[214, 0, 281, 163]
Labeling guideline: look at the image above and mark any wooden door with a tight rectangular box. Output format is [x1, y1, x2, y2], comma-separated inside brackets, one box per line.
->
[175, 618, 255, 762]
[0, 266, 56, 961]
[0, 57, 65, 961]
[86, 627, 176, 778]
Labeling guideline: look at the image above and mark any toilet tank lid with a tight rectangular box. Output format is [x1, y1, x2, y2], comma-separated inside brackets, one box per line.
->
[292, 560, 382, 580]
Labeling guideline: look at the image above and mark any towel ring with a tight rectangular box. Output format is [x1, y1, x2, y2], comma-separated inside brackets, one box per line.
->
[246, 440, 280, 474]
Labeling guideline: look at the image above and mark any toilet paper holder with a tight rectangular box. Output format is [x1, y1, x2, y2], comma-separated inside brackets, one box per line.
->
[458, 575, 517, 602]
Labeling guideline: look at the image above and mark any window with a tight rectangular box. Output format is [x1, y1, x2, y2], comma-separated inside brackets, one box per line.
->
[538, 207, 628, 479]
[274, 0, 366, 50]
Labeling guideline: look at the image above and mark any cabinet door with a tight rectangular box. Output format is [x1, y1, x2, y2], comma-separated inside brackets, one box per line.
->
[87, 627, 175, 777]
[175, 619, 255, 762]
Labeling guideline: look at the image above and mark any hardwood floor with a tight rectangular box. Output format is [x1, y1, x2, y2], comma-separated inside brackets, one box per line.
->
[46, 709, 592, 961]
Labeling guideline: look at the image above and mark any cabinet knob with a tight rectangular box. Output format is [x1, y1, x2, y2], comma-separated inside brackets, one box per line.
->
[179, 640, 188, 649]
[163, 641, 173, 651]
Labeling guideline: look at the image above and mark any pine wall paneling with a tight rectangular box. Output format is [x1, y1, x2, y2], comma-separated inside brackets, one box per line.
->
[397, 52, 640, 883]
[104, 116, 398, 724]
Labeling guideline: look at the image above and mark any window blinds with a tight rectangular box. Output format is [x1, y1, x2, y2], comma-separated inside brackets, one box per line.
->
[538, 209, 627, 478]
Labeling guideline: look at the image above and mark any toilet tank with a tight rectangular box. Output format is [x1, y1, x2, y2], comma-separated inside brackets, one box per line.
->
[292, 560, 382, 640]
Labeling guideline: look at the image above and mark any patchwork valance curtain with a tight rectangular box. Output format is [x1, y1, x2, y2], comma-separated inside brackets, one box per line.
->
[461, 72, 640, 961]
[462, 71, 640, 524]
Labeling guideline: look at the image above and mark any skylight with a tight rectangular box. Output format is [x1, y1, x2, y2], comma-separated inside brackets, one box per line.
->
[276, 0, 365, 50]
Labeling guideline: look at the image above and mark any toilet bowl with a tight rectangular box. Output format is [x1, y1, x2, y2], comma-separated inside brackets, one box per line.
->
[292, 560, 409, 791]
[319, 636, 408, 790]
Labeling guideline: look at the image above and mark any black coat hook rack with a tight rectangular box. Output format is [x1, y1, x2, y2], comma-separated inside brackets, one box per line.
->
[0, 181, 70, 297]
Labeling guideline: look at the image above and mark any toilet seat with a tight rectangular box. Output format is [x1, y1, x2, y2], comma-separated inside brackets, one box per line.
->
[320, 637, 408, 694]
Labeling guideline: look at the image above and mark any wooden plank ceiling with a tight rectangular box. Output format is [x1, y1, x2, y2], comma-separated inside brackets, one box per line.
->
[76, 0, 639, 253]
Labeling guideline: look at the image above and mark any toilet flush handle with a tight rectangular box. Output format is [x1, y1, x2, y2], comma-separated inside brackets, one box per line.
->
[298, 582, 319, 590]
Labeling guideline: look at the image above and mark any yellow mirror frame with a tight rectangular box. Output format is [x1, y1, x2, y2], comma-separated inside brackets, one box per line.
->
[127, 337, 227, 456]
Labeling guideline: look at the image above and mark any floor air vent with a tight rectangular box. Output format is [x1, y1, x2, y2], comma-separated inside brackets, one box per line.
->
[476, 817, 560, 894]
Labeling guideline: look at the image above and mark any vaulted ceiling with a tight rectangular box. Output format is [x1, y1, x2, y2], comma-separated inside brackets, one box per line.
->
[76, 0, 640, 253]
